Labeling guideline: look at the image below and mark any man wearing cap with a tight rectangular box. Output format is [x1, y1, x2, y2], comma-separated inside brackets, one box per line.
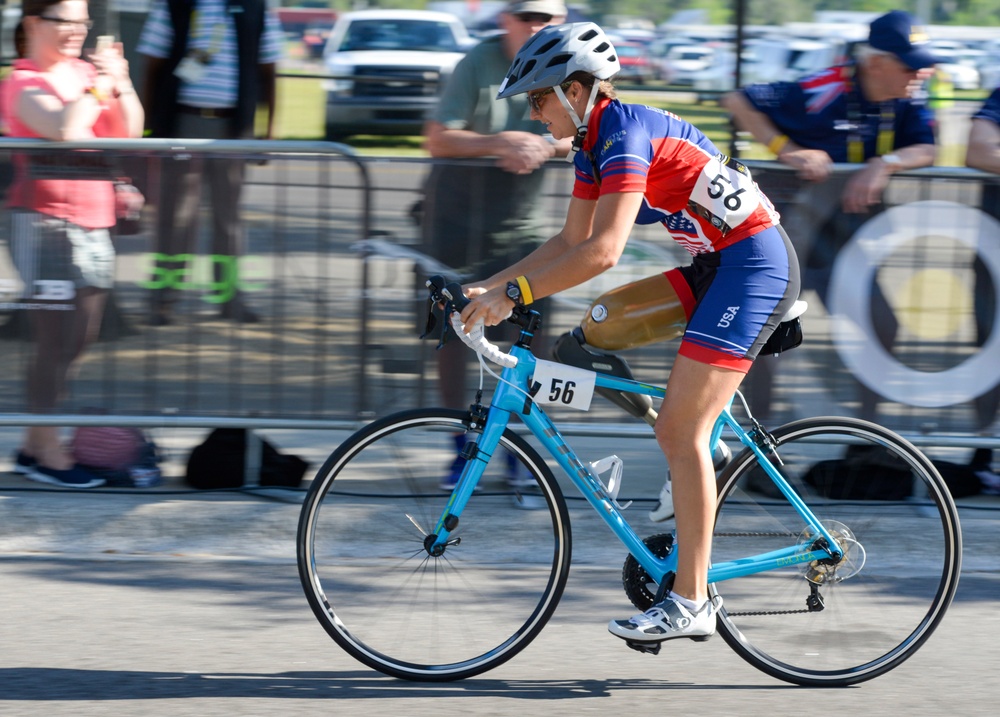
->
[722, 9, 940, 212]
[420, 1, 569, 491]
[719, 10, 941, 422]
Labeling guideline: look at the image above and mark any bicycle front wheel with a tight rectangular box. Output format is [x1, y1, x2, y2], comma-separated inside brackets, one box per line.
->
[297, 409, 572, 681]
[711, 417, 961, 687]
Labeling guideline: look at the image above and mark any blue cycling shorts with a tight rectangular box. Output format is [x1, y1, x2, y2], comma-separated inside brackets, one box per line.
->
[666, 224, 800, 373]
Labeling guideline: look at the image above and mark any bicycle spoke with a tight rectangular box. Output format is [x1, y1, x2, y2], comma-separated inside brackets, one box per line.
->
[298, 410, 571, 680]
[712, 417, 961, 687]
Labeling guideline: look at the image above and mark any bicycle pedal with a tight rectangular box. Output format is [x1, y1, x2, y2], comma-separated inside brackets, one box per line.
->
[624, 640, 662, 655]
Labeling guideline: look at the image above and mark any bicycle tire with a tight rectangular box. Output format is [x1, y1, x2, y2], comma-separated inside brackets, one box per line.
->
[297, 408, 573, 681]
[711, 417, 962, 687]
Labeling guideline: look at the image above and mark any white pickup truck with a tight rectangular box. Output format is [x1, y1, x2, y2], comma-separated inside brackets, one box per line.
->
[321, 9, 477, 140]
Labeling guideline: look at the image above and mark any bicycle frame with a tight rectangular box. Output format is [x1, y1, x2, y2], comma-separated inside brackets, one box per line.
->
[429, 342, 845, 586]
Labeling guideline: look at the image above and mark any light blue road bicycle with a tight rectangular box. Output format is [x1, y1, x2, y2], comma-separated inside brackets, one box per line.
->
[297, 277, 961, 686]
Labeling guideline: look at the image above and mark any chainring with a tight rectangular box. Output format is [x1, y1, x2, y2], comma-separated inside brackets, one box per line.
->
[621, 533, 674, 611]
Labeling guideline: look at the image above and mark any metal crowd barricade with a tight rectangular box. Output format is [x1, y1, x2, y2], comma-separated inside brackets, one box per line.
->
[0, 142, 997, 471]
[0, 138, 372, 440]
[356, 156, 1000, 458]
[741, 161, 1000, 441]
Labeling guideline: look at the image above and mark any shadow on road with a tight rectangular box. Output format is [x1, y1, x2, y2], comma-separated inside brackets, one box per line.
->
[0, 668, 797, 700]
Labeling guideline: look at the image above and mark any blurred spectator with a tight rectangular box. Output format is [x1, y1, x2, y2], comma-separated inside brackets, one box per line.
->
[420, 0, 569, 490]
[966, 86, 1000, 173]
[137, 0, 282, 325]
[964, 86, 1000, 430]
[1, 0, 144, 487]
[721, 10, 940, 421]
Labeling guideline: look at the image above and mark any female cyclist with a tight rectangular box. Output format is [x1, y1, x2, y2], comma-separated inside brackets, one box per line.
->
[456, 22, 800, 646]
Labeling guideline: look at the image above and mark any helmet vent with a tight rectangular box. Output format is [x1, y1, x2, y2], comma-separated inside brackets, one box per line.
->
[535, 38, 561, 55]
[495, 22, 622, 100]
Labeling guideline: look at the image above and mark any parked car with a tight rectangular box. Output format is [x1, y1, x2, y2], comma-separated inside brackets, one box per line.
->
[613, 41, 655, 85]
[302, 21, 333, 59]
[322, 9, 475, 140]
[931, 47, 983, 91]
[276, 6, 337, 41]
[741, 38, 845, 84]
[660, 45, 718, 87]
[648, 36, 702, 82]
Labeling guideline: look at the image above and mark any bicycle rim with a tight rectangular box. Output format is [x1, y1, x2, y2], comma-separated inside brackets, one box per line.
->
[711, 417, 961, 687]
[297, 409, 572, 681]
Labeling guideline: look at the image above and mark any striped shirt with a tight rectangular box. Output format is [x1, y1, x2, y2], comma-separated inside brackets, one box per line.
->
[137, 0, 283, 108]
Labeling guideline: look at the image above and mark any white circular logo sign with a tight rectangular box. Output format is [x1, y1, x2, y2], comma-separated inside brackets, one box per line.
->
[828, 200, 1000, 408]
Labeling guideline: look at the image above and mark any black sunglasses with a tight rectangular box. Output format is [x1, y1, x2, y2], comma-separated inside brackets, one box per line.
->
[527, 88, 556, 113]
[527, 81, 572, 112]
[37, 16, 94, 31]
[515, 12, 553, 23]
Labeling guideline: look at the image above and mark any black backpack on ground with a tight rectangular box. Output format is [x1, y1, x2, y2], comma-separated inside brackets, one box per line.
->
[185, 428, 308, 489]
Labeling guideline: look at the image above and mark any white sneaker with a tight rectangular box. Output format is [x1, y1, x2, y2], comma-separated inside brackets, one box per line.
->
[649, 443, 731, 523]
[608, 594, 720, 644]
[648, 478, 674, 522]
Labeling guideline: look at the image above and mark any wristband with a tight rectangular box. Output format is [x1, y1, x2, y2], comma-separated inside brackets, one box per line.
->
[515, 275, 534, 306]
[880, 153, 903, 170]
[767, 133, 790, 156]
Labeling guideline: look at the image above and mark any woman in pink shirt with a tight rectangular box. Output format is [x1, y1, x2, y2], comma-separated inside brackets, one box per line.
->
[2, 0, 143, 487]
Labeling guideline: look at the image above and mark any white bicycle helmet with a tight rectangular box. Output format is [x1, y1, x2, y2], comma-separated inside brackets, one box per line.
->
[497, 22, 620, 99]
[497, 23, 621, 157]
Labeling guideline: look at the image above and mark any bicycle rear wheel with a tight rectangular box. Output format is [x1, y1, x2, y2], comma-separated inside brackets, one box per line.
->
[711, 417, 961, 687]
[297, 408, 572, 681]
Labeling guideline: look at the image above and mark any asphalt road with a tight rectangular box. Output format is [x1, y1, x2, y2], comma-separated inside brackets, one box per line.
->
[1, 555, 996, 717]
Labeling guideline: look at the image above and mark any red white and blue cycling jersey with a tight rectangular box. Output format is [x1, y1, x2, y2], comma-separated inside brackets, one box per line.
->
[973, 86, 1000, 125]
[740, 65, 935, 162]
[572, 98, 798, 373]
[573, 97, 780, 255]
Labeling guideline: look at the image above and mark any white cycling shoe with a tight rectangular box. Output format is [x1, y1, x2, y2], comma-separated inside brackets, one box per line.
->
[648, 479, 674, 522]
[608, 594, 721, 644]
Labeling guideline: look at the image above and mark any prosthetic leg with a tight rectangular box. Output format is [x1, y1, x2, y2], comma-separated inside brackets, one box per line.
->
[552, 273, 687, 426]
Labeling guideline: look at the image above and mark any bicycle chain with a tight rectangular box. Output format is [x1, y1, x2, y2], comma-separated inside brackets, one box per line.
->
[713, 531, 797, 538]
[716, 530, 816, 616]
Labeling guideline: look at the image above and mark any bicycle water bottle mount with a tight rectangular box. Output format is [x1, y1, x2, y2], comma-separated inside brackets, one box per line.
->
[589, 455, 630, 510]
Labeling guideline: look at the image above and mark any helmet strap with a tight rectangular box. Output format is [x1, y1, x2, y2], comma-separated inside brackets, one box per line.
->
[555, 82, 601, 161]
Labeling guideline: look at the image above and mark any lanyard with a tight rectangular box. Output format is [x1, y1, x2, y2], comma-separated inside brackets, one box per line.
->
[843, 65, 896, 162]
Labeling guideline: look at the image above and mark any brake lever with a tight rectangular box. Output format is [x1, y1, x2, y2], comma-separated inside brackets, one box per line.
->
[441, 282, 470, 311]
[423, 276, 464, 349]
